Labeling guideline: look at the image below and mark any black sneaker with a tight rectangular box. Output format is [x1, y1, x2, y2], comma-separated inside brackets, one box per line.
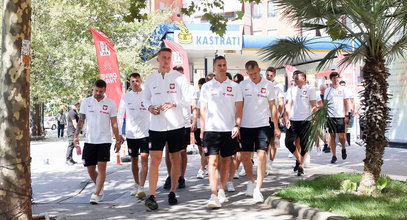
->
[322, 144, 328, 152]
[163, 176, 171, 190]
[70, 159, 77, 164]
[168, 192, 178, 205]
[342, 149, 347, 160]
[297, 166, 304, 176]
[331, 156, 337, 164]
[293, 160, 300, 172]
[324, 146, 331, 153]
[178, 176, 185, 189]
[145, 195, 158, 210]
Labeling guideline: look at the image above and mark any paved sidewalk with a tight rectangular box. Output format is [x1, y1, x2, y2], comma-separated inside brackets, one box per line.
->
[31, 132, 407, 219]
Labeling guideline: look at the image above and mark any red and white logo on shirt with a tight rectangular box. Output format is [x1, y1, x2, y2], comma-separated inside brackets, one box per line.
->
[302, 90, 307, 95]
[170, 83, 175, 90]
[227, 87, 232, 92]
[261, 88, 266, 94]
[103, 105, 108, 110]
[141, 101, 144, 107]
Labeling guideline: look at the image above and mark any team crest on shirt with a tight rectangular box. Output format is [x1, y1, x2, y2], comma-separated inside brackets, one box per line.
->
[227, 87, 232, 92]
[103, 105, 108, 110]
[261, 88, 267, 94]
[170, 83, 175, 89]
[302, 90, 307, 95]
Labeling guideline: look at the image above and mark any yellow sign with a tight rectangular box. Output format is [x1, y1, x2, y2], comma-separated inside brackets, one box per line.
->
[175, 21, 193, 44]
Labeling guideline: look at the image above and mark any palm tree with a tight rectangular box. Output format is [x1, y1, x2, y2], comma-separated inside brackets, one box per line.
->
[260, 0, 407, 193]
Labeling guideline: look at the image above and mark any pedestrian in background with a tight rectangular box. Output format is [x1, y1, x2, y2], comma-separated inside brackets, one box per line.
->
[66, 101, 79, 165]
[56, 109, 66, 138]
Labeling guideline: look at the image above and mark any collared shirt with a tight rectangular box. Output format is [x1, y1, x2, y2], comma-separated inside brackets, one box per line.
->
[118, 90, 149, 139]
[241, 78, 276, 128]
[324, 86, 351, 117]
[200, 78, 243, 132]
[270, 81, 285, 99]
[143, 70, 191, 131]
[80, 96, 117, 144]
[286, 85, 317, 121]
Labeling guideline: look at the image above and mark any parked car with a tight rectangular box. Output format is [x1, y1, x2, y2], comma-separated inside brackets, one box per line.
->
[44, 116, 57, 130]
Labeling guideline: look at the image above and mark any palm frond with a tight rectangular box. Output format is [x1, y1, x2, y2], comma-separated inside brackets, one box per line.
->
[258, 36, 314, 66]
[303, 100, 335, 152]
[315, 43, 352, 71]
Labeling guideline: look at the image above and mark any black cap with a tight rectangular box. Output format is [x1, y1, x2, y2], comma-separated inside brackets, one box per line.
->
[70, 101, 79, 106]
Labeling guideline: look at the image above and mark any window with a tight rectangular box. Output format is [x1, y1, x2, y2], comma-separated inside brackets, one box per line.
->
[253, 3, 262, 19]
[267, 29, 277, 36]
[253, 30, 263, 36]
[268, 1, 277, 17]
[160, 2, 166, 11]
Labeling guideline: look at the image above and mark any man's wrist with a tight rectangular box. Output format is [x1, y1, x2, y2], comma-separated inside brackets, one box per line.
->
[234, 124, 240, 128]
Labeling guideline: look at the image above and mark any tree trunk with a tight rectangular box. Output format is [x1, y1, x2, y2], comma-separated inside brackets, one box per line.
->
[358, 57, 390, 194]
[31, 102, 44, 137]
[0, 1, 32, 219]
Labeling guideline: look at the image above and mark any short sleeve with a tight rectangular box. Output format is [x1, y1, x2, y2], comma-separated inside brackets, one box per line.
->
[235, 84, 243, 102]
[200, 84, 208, 103]
[309, 87, 317, 101]
[79, 98, 87, 115]
[268, 83, 276, 101]
[286, 88, 292, 101]
[110, 100, 117, 118]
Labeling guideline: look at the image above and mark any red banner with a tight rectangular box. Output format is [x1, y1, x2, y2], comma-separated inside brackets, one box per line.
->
[163, 40, 190, 82]
[89, 27, 122, 109]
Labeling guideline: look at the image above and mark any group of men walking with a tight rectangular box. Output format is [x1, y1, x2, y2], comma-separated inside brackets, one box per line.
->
[71, 47, 352, 209]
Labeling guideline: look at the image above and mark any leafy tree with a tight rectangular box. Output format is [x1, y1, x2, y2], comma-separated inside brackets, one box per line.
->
[259, 0, 407, 194]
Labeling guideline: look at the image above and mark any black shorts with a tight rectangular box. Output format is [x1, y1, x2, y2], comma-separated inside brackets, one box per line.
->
[269, 119, 275, 137]
[194, 128, 202, 146]
[149, 128, 184, 153]
[183, 127, 191, 148]
[328, 118, 346, 133]
[127, 137, 149, 157]
[240, 126, 272, 152]
[82, 143, 111, 166]
[203, 131, 239, 157]
[284, 121, 310, 156]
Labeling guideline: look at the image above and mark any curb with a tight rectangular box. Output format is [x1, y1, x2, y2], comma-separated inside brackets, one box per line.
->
[264, 196, 350, 220]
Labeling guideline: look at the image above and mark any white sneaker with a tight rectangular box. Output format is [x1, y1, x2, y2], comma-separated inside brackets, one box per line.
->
[233, 172, 239, 179]
[316, 146, 322, 156]
[207, 194, 221, 208]
[197, 169, 205, 179]
[218, 189, 228, 203]
[99, 188, 104, 202]
[266, 161, 273, 175]
[226, 181, 235, 192]
[90, 193, 99, 204]
[253, 188, 264, 203]
[136, 186, 146, 199]
[239, 168, 246, 176]
[245, 181, 256, 197]
[305, 155, 311, 168]
[288, 153, 293, 158]
[130, 184, 139, 196]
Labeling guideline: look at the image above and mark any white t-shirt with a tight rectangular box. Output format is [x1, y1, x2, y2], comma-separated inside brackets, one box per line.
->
[117, 90, 149, 139]
[241, 78, 276, 128]
[200, 78, 243, 132]
[80, 96, 117, 144]
[181, 85, 195, 128]
[270, 81, 285, 99]
[324, 86, 351, 117]
[143, 70, 192, 131]
[286, 85, 317, 121]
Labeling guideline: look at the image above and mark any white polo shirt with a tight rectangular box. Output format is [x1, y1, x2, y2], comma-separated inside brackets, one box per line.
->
[286, 85, 317, 121]
[182, 85, 195, 128]
[241, 78, 276, 128]
[117, 90, 149, 139]
[324, 86, 351, 118]
[200, 78, 243, 132]
[270, 81, 285, 99]
[80, 96, 117, 144]
[143, 70, 191, 131]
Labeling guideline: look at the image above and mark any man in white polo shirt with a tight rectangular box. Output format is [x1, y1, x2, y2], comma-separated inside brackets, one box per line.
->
[143, 48, 191, 210]
[74, 79, 124, 204]
[265, 67, 285, 174]
[324, 72, 351, 163]
[284, 71, 317, 176]
[240, 61, 280, 203]
[117, 73, 149, 199]
[200, 56, 243, 208]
